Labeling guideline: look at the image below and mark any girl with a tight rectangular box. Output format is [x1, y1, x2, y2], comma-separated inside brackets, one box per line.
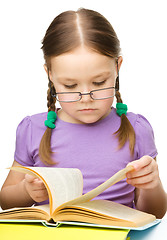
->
[0, 8, 166, 218]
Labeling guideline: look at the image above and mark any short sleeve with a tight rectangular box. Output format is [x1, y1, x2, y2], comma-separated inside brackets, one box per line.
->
[14, 116, 34, 166]
[134, 114, 158, 159]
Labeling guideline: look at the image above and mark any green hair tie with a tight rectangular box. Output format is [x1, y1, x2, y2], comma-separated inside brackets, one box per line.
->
[116, 103, 128, 116]
[45, 111, 57, 129]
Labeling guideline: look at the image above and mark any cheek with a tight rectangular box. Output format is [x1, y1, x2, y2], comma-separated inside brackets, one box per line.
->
[59, 102, 76, 111]
[98, 98, 114, 108]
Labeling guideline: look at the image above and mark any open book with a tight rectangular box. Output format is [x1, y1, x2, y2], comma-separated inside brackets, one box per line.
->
[0, 165, 158, 229]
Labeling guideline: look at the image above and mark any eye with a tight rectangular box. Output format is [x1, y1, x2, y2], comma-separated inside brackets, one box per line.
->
[93, 80, 106, 86]
[64, 84, 77, 89]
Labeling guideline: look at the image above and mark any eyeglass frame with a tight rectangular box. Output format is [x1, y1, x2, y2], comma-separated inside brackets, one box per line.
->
[49, 82, 118, 103]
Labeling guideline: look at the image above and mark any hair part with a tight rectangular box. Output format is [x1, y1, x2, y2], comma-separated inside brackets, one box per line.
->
[39, 8, 136, 165]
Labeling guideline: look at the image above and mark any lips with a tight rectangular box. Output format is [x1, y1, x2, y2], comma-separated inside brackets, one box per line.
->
[80, 109, 94, 110]
[79, 109, 96, 112]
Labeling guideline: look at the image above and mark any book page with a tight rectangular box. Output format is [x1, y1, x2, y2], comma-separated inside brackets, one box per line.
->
[64, 200, 156, 227]
[53, 200, 155, 227]
[0, 204, 50, 221]
[10, 167, 83, 215]
[55, 165, 134, 212]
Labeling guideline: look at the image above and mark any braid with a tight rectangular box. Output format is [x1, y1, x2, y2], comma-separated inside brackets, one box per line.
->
[115, 84, 136, 155]
[39, 80, 56, 165]
[115, 90, 122, 103]
[47, 81, 56, 112]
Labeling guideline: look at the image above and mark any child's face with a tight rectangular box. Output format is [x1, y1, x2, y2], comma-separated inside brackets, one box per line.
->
[48, 47, 122, 124]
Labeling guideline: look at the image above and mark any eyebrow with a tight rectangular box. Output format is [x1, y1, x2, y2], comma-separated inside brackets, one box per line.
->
[58, 71, 112, 82]
[91, 72, 112, 79]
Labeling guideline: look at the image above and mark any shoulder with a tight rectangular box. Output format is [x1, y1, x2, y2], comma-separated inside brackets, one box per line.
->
[28, 112, 48, 124]
[16, 112, 48, 139]
[109, 108, 153, 133]
[126, 112, 154, 133]
[17, 112, 47, 128]
[126, 112, 157, 158]
[14, 112, 48, 166]
[112, 108, 155, 137]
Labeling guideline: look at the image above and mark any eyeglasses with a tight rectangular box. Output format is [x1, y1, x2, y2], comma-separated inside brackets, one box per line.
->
[51, 87, 116, 102]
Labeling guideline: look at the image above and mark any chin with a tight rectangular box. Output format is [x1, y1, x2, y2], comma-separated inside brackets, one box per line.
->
[79, 116, 101, 124]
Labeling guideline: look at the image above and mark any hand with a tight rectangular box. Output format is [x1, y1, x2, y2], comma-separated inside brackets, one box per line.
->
[126, 155, 160, 190]
[24, 174, 49, 203]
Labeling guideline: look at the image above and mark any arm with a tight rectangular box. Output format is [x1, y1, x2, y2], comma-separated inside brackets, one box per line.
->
[0, 160, 48, 210]
[126, 156, 167, 219]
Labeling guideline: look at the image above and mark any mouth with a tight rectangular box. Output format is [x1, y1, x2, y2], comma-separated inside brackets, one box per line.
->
[79, 109, 96, 112]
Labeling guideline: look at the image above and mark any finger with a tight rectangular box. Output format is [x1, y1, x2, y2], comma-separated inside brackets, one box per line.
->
[130, 181, 154, 190]
[127, 159, 158, 179]
[26, 178, 46, 191]
[127, 164, 153, 179]
[128, 179, 159, 190]
[25, 174, 39, 183]
[32, 189, 48, 197]
[32, 189, 49, 202]
[32, 181, 47, 191]
[127, 156, 153, 171]
[25, 175, 46, 192]
[35, 196, 49, 202]
[127, 171, 156, 185]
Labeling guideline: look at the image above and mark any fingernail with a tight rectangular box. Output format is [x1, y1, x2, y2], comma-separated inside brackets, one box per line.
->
[126, 179, 131, 184]
[133, 163, 139, 170]
[126, 173, 130, 178]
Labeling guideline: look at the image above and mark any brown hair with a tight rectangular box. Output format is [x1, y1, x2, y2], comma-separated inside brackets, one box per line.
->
[39, 8, 135, 165]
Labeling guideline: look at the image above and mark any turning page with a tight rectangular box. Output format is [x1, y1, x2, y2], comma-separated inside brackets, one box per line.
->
[55, 165, 134, 211]
[10, 167, 83, 214]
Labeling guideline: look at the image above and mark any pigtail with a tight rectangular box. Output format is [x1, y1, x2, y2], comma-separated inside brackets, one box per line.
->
[39, 81, 56, 165]
[114, 77, 136, 155]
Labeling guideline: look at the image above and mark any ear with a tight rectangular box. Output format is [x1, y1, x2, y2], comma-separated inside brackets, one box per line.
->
[117, 56, 123, 72]
[43, 64, 53, 82]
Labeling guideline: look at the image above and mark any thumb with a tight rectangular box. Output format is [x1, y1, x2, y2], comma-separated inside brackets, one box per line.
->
[127, 156, 152, 171]
[126, 160, 141, 171]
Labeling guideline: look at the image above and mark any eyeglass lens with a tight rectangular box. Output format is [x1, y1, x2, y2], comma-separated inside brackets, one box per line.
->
[56, 87, 115, 102]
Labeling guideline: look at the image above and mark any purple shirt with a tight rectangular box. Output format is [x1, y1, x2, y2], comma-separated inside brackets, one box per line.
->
[14, 108, 157, 207]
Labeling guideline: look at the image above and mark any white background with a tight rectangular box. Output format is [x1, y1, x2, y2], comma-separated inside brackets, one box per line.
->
[0, 0, 167, 213]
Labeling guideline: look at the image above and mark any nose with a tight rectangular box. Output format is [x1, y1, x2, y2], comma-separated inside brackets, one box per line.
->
[80, 92, 93, 102]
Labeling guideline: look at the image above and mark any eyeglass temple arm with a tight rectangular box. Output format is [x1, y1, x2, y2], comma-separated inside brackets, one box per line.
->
[115, 61, 119, 91]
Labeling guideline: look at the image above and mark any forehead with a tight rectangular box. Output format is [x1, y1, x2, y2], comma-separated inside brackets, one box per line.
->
[50, 47, 116, 78]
